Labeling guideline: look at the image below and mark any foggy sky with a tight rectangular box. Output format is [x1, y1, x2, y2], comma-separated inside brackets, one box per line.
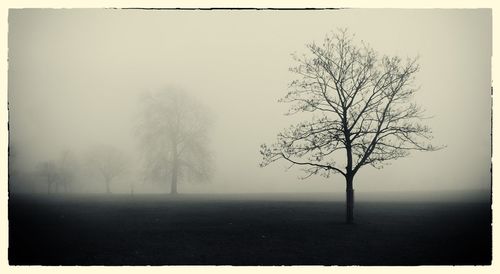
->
[8, 9, 491, 194]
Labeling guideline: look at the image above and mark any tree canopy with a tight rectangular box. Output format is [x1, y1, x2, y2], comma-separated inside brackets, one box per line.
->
[136, 88, 213, 193]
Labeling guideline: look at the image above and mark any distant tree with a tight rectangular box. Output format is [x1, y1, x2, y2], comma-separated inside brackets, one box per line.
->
[36, 160, 59, 194]
[57, 150, 78, 193]
[37, 150, 78, 194]
[86, 145, 128, 194]
[136, 89, 213, 194]
[260, 30, 439, 224]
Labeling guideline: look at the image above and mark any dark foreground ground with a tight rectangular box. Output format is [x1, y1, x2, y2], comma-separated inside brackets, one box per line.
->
[9, 193, 491, 265]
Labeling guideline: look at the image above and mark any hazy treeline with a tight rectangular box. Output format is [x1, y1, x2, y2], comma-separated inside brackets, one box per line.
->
[9, 89, 213, 195]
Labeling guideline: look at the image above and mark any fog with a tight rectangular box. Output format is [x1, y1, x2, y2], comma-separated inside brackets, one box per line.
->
[8, 9, 491, 196]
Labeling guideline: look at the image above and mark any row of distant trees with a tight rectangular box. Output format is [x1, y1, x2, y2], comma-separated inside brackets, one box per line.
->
[11, 88, 213, 195]
[34, 146, 127, 194]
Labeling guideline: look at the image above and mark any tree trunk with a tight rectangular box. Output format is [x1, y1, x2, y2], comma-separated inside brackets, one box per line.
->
[170, 140, 179, 195]
[346, 175, 354, 224]
[105, 179, 111, 194]
[171, 160, 178, 195]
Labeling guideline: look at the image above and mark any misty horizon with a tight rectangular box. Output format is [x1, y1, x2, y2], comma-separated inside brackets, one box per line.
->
[6, 8, 493, 266]
[8, 9, 491, 196]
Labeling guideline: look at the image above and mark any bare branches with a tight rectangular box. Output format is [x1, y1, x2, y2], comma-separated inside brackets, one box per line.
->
[260, 117, 347, 178]
[261, 29, 439, 181]
[136, 89, 213, 185]
[86, 145, 128, 184]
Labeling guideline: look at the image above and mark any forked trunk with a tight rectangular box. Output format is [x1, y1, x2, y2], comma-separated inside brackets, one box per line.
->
[346, 175, 354, 224]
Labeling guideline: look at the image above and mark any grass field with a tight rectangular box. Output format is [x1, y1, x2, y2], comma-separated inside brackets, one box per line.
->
[8, 193, 491, 265]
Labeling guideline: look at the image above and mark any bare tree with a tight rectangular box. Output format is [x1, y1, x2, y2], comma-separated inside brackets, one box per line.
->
[37, 160, 59, 194]
[57, 150, 78, 193]
[86, 145, 128, 194]
[36, 150, 78, 194]
[136, 88, 213, 194]
[260, 30, 440, 224]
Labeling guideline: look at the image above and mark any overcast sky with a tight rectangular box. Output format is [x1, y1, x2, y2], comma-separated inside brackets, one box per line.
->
[8, 9, 491, 194]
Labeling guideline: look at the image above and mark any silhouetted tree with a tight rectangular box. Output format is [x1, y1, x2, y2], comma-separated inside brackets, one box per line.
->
[260, 30, 439, 224]
[136, 88, 213, 194]
[37, 150, 78, 194]
[57, 150, 78, 193]
[37, 160, 58, 194]
[86, 145, 128, 194]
